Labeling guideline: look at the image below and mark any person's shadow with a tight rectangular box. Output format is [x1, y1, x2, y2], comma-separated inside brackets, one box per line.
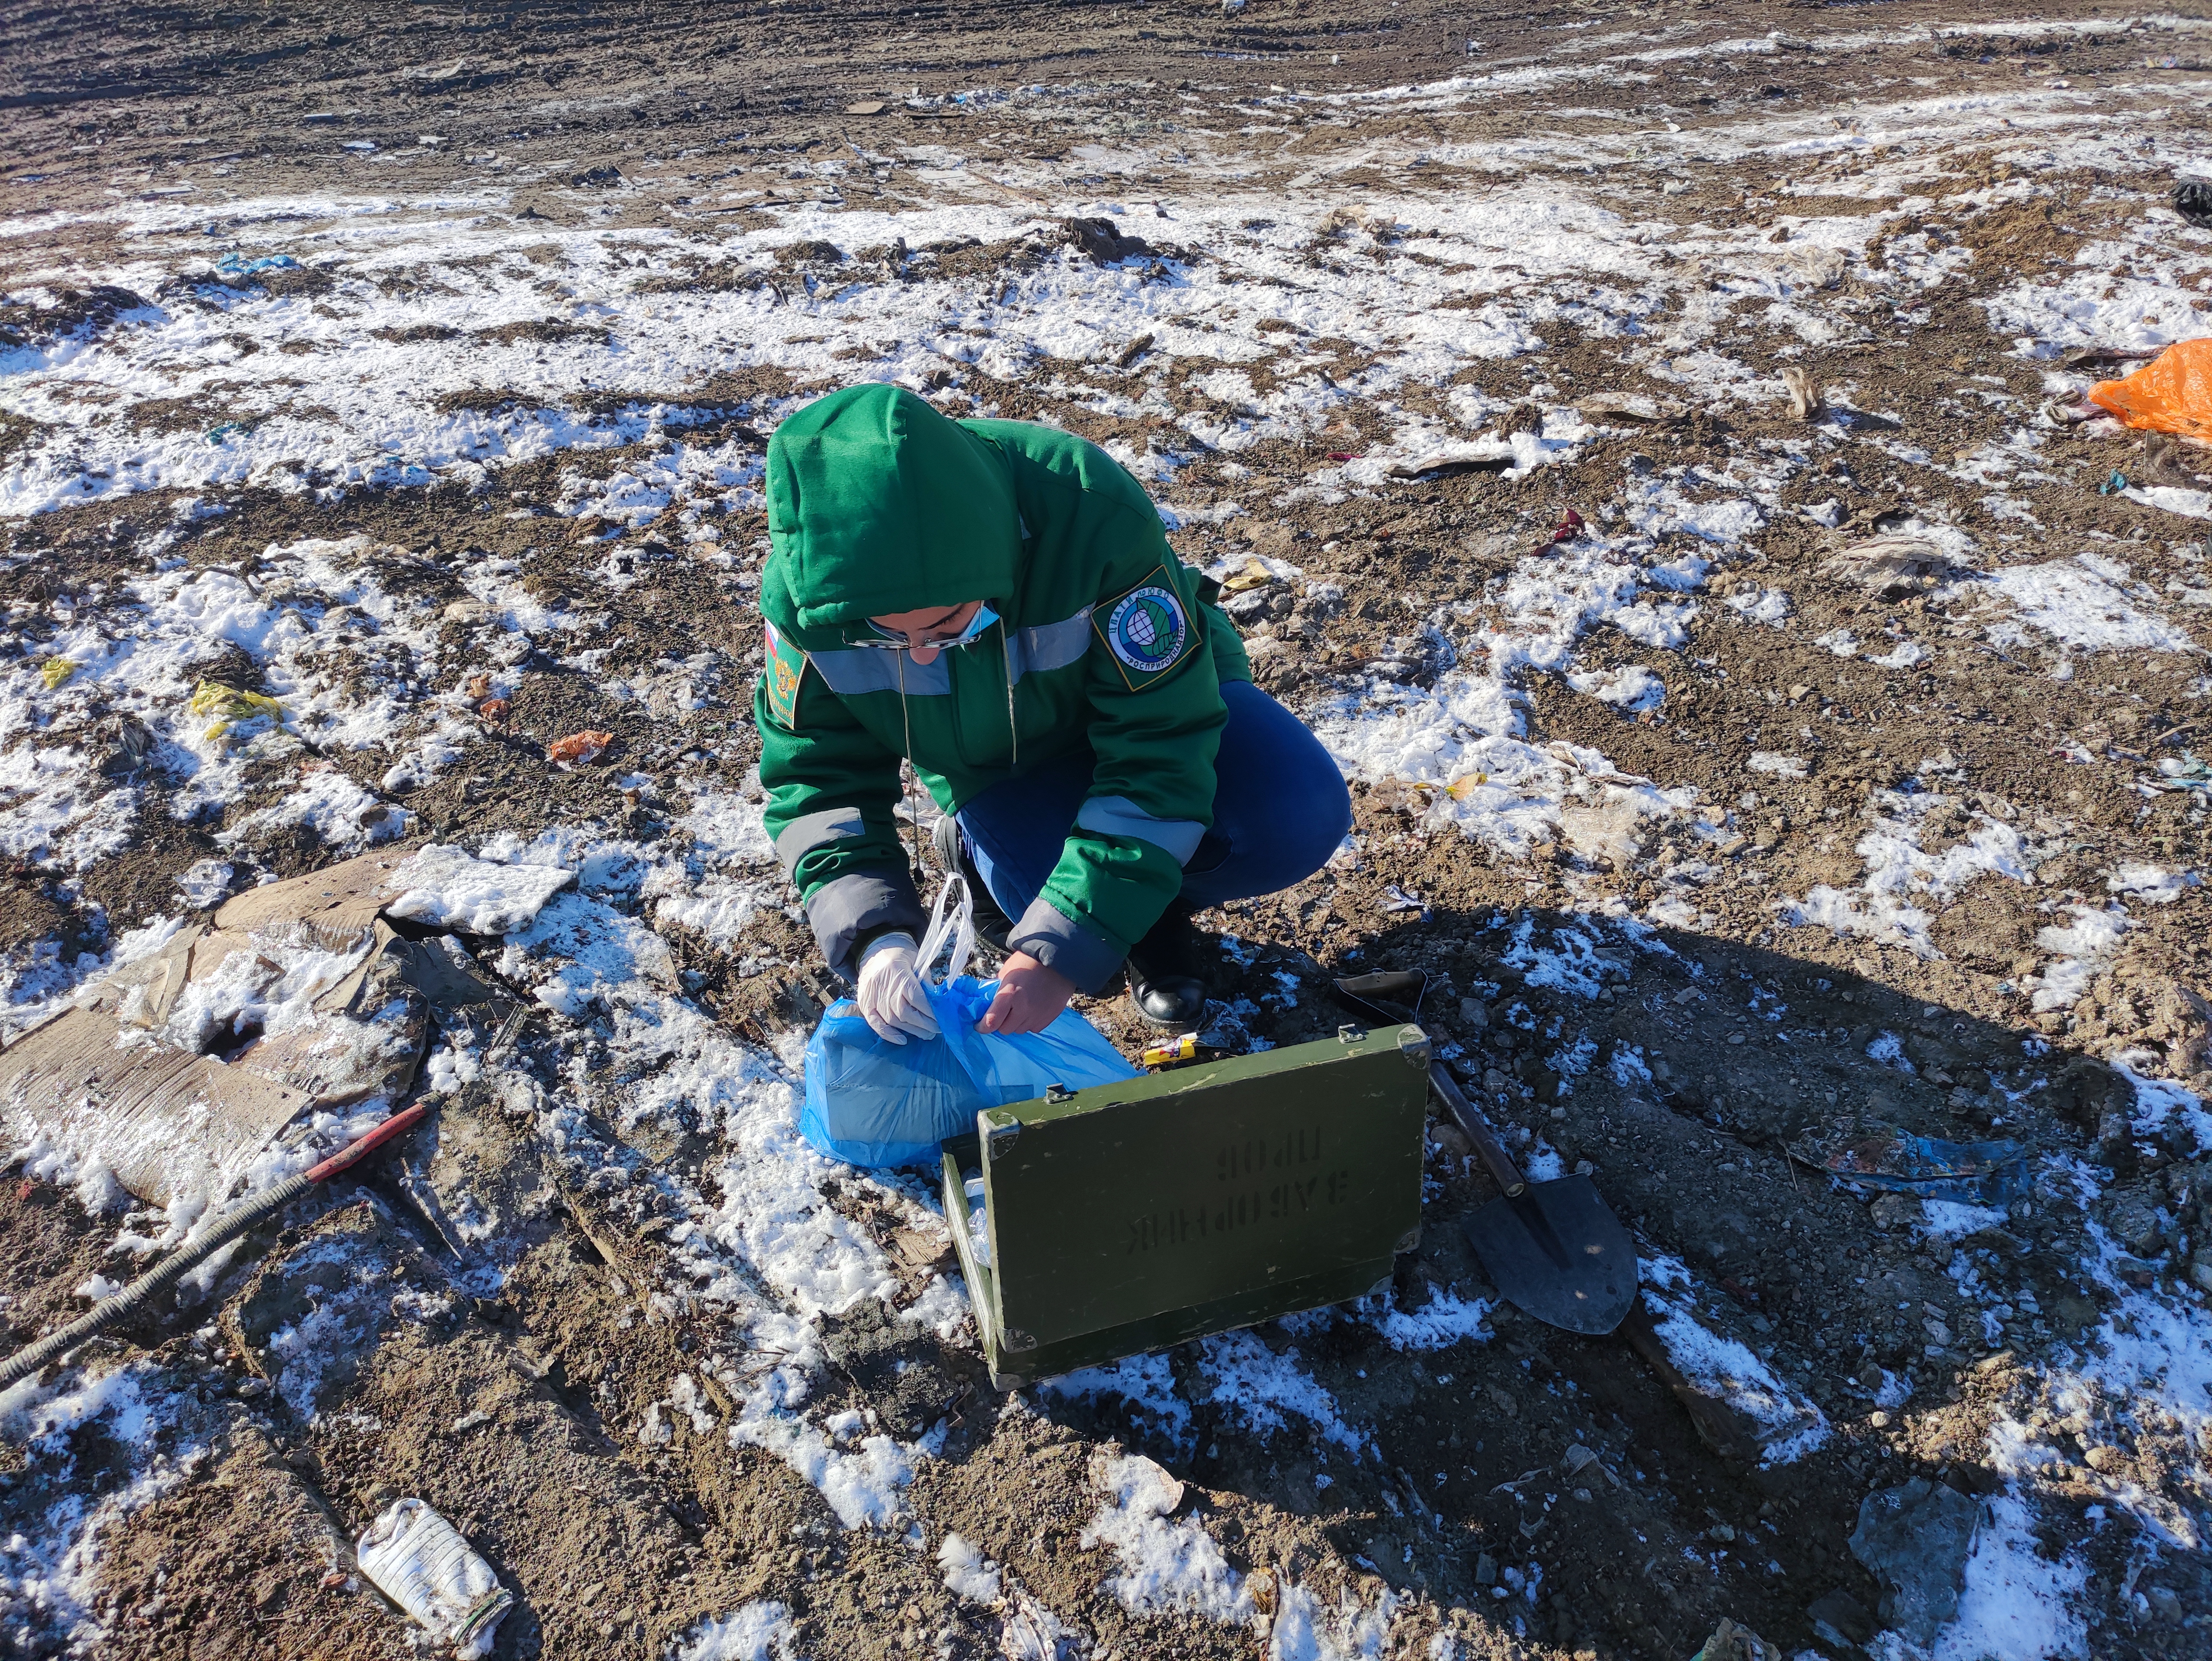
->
[979, 900, 2184, 1659]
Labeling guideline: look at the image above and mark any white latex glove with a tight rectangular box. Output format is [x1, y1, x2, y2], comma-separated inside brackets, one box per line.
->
[855, 932, 940, 1046]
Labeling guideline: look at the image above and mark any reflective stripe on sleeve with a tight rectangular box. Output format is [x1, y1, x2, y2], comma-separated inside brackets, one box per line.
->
[773, 806, 865, 874]
[1074, 794, 1206, 864]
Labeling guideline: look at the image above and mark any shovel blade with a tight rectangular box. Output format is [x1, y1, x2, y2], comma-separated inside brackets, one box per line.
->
[1462, 1175, 1637, 1336]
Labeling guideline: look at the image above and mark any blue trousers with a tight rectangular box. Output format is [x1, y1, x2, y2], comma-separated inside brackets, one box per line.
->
[957, 680, 1352, 930]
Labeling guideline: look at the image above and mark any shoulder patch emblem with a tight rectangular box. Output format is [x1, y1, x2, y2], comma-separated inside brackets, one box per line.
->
[1094, 568, 1194, 688]
[763, 623, 808, 727]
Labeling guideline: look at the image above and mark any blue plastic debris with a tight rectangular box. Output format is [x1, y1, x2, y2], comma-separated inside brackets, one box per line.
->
[2153, 752, 2212, 792]
[1785, 1121, 2027, 1205]
[2098, 468, 2131, 495]
[214, 253, 299, 278]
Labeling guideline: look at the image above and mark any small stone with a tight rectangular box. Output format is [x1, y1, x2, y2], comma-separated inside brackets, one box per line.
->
[1459, 997, 1489, 1030]
[1708, 1523, 1736, 1543]
[1474, 1552, 1498, 1585]
[2146, 1586, 2183, 1624]
[1869, 1410, 1891, 1428]
[2082, 1445, 2128, 1475]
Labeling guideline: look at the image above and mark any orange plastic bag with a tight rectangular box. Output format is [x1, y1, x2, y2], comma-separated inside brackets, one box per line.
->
[2088, 338, 2212, 438]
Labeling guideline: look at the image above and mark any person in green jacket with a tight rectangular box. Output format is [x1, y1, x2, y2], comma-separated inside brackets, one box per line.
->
[756, 384, 1349, 1039]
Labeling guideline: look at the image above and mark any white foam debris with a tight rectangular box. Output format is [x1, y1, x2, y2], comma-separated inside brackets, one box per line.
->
[384, 842, 577, 934]
[1082, 1450, 1252, 1624]
[666, 1600, 799, 1661]
[172, 859, 234, 910]
[937, 1533, 1003, 1604]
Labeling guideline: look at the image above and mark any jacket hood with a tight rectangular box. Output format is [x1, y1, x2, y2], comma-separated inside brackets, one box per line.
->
[760, 384, 1021, 651]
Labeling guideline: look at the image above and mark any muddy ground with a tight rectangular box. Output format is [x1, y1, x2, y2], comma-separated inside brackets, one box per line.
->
[3, 2, 2212, 1659]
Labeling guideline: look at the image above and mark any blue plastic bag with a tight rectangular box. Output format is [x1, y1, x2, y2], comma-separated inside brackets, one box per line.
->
[798, 876, 1139, 1168]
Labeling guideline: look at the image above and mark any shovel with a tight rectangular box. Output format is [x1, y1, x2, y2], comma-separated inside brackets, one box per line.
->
[1331, 969, 1636, 1336]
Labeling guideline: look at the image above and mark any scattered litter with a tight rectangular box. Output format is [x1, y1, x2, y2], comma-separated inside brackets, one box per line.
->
[1785, 1121, 2026, 1206]
[1382, 442, 1515, 479]
[356, 1498, 515, 1659]
[1816, 535, 1972, 598]
[38, 657, 77, 690]
[1534, 507, 1584, 554]
[1781, 365, 1823, 420]
[1847, 1478, 1981, 1647]
[1113, 332, 1154, 369]
[844, 100, 890, 117]
[2173, 179, 2212, 228]
[2100, 468, 2131, 496]
[1575, 391, 1686, 424]
[214, 253, 299, 277]
[1378, 885, 1426, 913]
[1689, 1617, 1781, 1661]
[188, 678, 285, 741]
[2057, 343, 2162, 372]
[2088, 339, 2212, 440]
[546, 729, 614, 767]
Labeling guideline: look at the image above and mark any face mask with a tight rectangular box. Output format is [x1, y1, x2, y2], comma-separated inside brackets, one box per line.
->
[859, 603, 999, 651]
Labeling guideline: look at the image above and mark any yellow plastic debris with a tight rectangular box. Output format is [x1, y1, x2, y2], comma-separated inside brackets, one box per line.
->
[2088, 339, 2212, 440]
[1140, 1033, 1201, 1069]
[39, 658, 77, 690]
[188, 679, 286, 741]
[1220, 561, 1275, 596]
[1446, 773, 1490, 800]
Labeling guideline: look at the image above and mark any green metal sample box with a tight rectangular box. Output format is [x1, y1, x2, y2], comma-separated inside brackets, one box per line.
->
[941, 1022, 1432, 1388]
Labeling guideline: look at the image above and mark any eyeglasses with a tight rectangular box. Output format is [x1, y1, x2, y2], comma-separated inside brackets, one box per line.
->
[852, 603, 1000, 651]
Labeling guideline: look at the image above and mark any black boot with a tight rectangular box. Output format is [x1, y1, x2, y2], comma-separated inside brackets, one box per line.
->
[930, 814, 1012, 953]
[1125, 909, 1209, 1030]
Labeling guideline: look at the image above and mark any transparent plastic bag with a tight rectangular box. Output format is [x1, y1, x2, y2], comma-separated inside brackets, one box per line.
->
[799, 875, 1138, 1168]
[355, 1497, 513, 1659]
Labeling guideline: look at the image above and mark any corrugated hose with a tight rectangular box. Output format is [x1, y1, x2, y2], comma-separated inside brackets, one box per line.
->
[0, 1004, 526, 1394]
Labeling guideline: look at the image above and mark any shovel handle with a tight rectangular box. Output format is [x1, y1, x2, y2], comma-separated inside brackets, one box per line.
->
[1327, 974, 1530, 1199]
[1427, 1060, 1528, 1199]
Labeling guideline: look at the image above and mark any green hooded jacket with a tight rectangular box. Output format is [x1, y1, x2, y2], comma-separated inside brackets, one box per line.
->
[755, 384, 1250, 992]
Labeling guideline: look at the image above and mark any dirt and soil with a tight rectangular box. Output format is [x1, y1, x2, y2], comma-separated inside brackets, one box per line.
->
[4, 3, 2212, 1660]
